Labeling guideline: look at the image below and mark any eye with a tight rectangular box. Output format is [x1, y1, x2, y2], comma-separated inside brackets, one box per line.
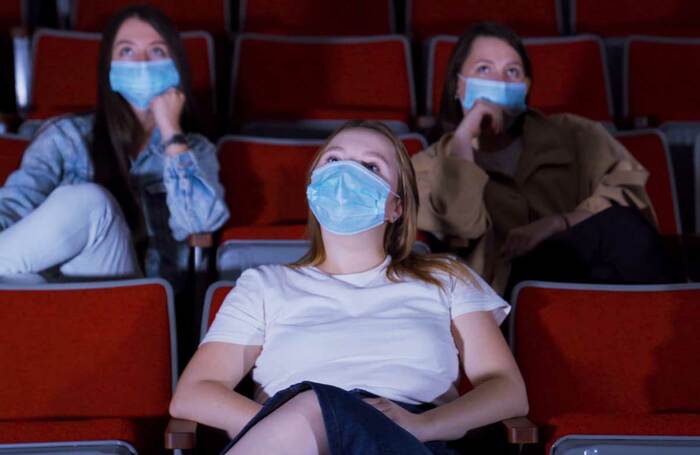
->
[506, 67, 522, 79]
[322, 155, 339, 165]
[118, 46, 133, 57]
[476, 64, 490, 75]
[150, 46, 168, 59]
[361, 162, 381, 174]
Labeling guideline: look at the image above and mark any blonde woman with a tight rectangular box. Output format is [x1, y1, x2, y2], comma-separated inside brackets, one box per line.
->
[170, 121, 528, 454]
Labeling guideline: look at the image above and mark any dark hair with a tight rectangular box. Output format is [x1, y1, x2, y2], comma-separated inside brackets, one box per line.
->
[438, 22, 532, 135]
[90, 4, 197, 238]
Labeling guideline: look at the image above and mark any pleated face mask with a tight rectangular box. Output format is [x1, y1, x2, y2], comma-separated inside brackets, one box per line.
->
[459, 76, 527, 112]
[306, 160, 398, 235]
[109, 58, 180, 109]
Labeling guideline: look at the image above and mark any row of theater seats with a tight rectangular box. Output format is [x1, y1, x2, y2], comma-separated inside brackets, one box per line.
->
[0, 128, 693, 279]
[4, 0, 700, 39]
[2, 277, 698, 453]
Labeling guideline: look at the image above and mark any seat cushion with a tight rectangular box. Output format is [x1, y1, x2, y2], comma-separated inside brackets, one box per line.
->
[0, 417, 167, 453]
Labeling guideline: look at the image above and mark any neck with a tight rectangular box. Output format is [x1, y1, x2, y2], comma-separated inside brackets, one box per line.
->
[317, 227, 387, 275]
[131, 107, 155, 158]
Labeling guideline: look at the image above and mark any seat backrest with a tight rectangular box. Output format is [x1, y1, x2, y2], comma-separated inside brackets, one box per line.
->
[0, 0, 25, 31]
[0, 133, 27, 184]
[407, 0, 562, 44]
[696, 135, 700, 234]
[29, 29, 215, 121]
[615, 130, 681, 235]
[0, 279, 176, 420]
[71, 0, 230, 36]
[239, 0, 393, 35]
[426, 35, 612, 123]
[511, 282, 700, 424]
[201, 281, 234, 340]
[572, 0, 700, 37]
[230, 34, 415, 129]
[625, 37, 700, 123]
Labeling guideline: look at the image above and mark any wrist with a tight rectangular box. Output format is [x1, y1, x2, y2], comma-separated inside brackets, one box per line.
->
[558, 213, 570, 231]
[416, 410, 437, 442]
[448, 134, 475, 161]
[159, 126, 182, 143]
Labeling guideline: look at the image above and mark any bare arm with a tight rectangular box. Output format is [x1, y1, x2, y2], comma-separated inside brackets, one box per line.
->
[169, 341, 263, 437]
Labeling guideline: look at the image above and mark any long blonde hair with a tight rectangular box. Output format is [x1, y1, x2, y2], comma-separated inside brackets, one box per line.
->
[291, 120, 480, 291]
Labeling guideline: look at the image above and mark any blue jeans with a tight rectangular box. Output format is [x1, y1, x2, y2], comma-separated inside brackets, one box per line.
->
[222, 382, 456, 455]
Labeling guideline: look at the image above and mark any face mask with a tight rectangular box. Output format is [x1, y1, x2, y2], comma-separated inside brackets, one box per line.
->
[306, 160, 397, 236]
[459, 76, 527, 112]
[109, 59, 180, 109]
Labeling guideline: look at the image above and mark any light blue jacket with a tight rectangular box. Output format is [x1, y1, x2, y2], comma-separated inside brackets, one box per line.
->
[0, 114, 230, 284]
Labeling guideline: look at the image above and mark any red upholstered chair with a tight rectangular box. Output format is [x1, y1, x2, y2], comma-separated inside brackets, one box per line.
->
[424, 35, 613, 124]
[0, 133, 27, 184]
[71, 0, 230, 36]
[215, 133, 429, 279]
[229, 34, 416, 137]
[614, 130, 681, 236]
[19, 29, 216, 134]
[407, 0, 562, 44]
[238, 0, 394, 35]
[571, 0, 700, 37]
[510, 281, 700, 454]
[0, 279, 177, 454]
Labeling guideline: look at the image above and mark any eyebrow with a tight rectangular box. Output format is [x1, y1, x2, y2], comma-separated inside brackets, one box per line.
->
[473, 58, 523, 67]
[114, 39, 168, 46]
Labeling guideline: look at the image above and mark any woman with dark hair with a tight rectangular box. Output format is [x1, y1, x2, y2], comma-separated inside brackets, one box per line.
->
[0, 5, 228, 285]
[414, 22, 677, 296]
[170, 120, 528, 454]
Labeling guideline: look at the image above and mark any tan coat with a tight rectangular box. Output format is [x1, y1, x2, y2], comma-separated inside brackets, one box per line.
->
[412, 111, 655, 295]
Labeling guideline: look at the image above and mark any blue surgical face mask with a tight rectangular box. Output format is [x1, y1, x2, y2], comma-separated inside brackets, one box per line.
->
[459, 76, 527, 112]
[306, 160, 398, 236]
[109, 59, 180, 109]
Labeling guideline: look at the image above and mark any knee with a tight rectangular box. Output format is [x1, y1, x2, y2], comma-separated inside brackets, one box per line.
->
[49, 183, 118, 215]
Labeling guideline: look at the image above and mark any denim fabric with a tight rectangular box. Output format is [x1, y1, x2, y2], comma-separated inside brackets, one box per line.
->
[0, 114, 229, 284]
[222, 381, 457, 455]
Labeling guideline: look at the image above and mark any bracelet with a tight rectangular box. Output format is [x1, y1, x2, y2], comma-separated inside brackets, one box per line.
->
[560, 214, 570, 230]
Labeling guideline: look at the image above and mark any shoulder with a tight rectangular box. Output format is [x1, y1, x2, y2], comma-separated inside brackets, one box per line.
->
[538, 112, 610, 137]
[34, 113, 94, 140]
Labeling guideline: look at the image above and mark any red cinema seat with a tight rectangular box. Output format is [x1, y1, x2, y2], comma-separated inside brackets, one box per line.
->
[0, 279, 177, 454]
[230, 34, 416, 137]
[425, 34, 612, 124]
[0, 133, 27, 184]
[238, 0, 394, 36]
[614, 130, 681, 236]
[407, 0, 562, 44]
[510, 281, 700, 454]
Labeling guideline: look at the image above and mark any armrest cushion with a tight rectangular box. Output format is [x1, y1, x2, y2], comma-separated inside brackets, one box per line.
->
[164, 417, 198, 450]
[502, 416, 538, 444]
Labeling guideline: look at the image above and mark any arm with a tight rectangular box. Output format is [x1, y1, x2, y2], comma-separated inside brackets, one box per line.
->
[169, 341, 262, 437]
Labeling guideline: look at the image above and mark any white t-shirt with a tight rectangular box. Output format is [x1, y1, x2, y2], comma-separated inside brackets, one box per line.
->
[202, 256, 509, 405]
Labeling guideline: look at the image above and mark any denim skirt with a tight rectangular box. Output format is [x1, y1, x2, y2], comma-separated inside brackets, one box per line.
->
[221, 381, 457, 455]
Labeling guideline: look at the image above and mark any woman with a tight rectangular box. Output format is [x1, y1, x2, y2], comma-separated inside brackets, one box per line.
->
[170, 121, 528, 454]
[414, 22, 678, 296]
[0, 5, 228, 286]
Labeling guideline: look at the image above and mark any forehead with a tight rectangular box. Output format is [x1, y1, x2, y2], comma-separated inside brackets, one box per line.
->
[325, 128, 397, 161]
[464, 36, 523, 65]
[114, 17, 164, 43]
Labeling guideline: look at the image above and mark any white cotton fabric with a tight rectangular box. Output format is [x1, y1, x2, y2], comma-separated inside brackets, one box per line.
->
[202, 256, 509, 405]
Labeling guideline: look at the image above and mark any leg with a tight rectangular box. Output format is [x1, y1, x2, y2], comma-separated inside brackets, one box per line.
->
[0, 183, 141, 279]
[226, 390, 329, 455]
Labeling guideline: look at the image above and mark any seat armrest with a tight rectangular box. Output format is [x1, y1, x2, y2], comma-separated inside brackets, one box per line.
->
[164, 417, 198, 450]
[502, 416, 538, 444]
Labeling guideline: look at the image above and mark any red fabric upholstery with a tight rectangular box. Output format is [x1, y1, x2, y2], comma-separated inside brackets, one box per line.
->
[427, 36, 611, 122]
[409, 0, 560, 43]
[627, 38, 700, 123]
[615, 131, 679, 235]
[231, 35, 414, 129]
[29, 30, 214, 121]
[0, 281, 174, 450]
[0, 0, 23, 31]
[513, 284, 700, 453]
[206, 285, 233, 328]
[0, 135, 27, 184]
[73, 0, 229, 35]
[240, 0, 392, 35]
[574, 0, 700, 37]
[0, 417, 166, 453]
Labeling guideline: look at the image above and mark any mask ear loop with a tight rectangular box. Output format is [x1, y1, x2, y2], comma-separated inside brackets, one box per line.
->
[387, 193, 401, 223]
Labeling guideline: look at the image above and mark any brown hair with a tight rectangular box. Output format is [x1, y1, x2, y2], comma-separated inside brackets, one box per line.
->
[291, 120, 480, 291]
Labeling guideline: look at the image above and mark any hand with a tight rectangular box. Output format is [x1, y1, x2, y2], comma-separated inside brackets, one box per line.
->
[449, 99, 505, 160]
[363, 397, 432, 442]
[150, 87, 185, 140]
[500, 215, 566, 260]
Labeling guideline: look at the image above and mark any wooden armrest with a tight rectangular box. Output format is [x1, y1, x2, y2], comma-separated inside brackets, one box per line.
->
[502, 416, 538, 444]
[164, 417, 198, 450]
[188, 232, 213, 248]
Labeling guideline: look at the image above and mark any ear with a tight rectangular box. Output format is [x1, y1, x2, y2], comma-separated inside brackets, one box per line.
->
[387, 196, 403, 223]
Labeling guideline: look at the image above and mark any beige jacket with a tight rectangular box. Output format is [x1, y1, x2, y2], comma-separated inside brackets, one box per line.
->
[412, 111, 655, 294]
